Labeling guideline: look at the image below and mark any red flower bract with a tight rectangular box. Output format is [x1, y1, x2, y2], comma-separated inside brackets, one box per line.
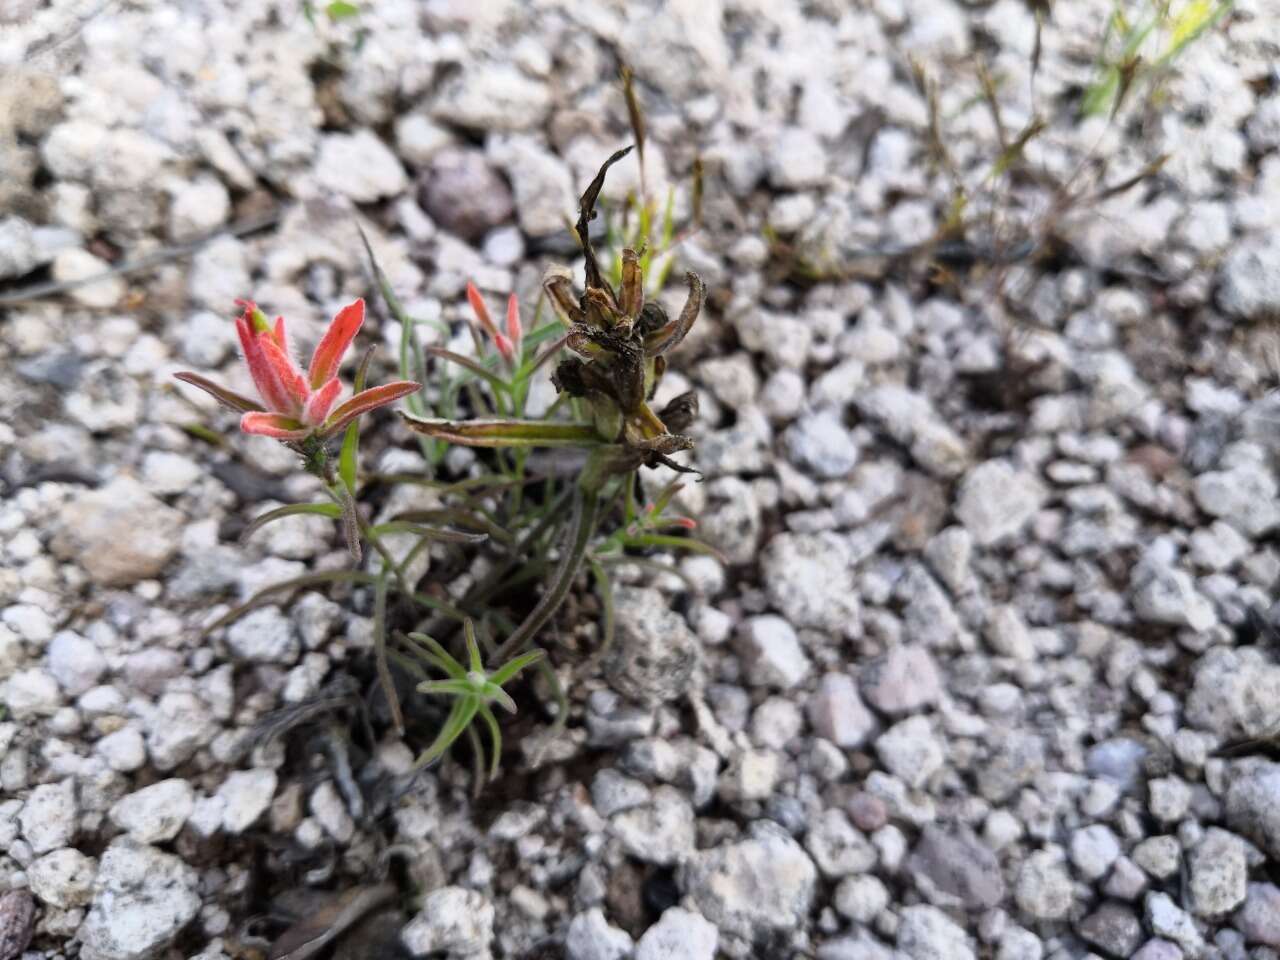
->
[175, 298, 420, 442]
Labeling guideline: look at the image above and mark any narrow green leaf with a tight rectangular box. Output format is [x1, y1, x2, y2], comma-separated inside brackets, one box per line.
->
[481, 681, 518, 715]
[489, 648, 546, 687]
[400, 415, 604, 448]
[365, 521, 489, 544]
[464, 619, 484, 674]
[621, 532, 727, 561]
[373, 572, 403, 736]
[240, 502, 344, 544]
[478, 703, 502, 780]
[418, 679, 476, 698]
[416, 697, 479, 768]
[588, 558, 616, 656]
[425, 346, 509, 393]
[405, 632, 466, 679]
[326, 0, 359, 19]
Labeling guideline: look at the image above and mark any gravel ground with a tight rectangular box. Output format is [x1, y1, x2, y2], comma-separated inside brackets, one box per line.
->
[3, 1, 1280, 958]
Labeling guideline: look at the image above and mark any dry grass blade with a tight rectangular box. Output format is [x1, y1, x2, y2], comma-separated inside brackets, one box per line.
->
[268, 883, 397, 960]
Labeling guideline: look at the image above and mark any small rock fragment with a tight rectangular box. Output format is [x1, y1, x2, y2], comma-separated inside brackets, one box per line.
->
[735, 615, 811, 689]
[27, 847, 96, 908]
[678, 821, 817, 940]
[52, 477, 185, 587]
[634, 907, 718, 960]
[897, 903, 976, 960]
[954, 459, 1047, 546]
[1188, 827, 1246, 917]
[808, 673, 875, 747]
[110, 779, 195, 844]
[861, 645, 942, 715]
[401, 887, 494, 957]
[604, 587, 699, 705]
[875, 716, 943, 789]
[1077, 901, 1143, 958]
[79, 839, 201, 960]
[1015, 850, 1072, 920]
[18, 779, 77, 853]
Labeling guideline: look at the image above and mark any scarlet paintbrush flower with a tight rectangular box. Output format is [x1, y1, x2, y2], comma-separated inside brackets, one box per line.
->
[175, 299, 420, 441]
[466, 281, 517, 368]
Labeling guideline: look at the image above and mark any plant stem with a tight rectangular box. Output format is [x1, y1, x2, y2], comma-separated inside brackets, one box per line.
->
[490, 488, 599, 665]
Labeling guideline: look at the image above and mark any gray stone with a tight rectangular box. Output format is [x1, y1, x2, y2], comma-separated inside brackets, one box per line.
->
[1148, 776, 1192, 822]
[979, 732, 1046, 803]
[735, 615, 810, 689]
[718, 748, 781, 803]
[634, 907, 718, 960]
[1188, 827, 1246, 917]
[1238, 882, 1280, 947]
[1014, 850, 1072, 920]
[604, 587, 699, 704]
[803, 809, 876, 878]
[216, 769, 277, 834]
[1219, 230, 1280, 321]
[769, 127, 828, 189]
[19, 779, 77, 853]
[146, 692, 217, 771]
[0, 216, 38, 280]
[679, 821, 817, 940]
[1225, 761, 1280, 858]
[897, 903, 975, 960]
[52, 477, 184, 587]
[761, 533, 860, 637]
[27, 847, 96, 908]
[618, 1, 729, 100]
[591, 769, 649, 817]
[225, 606, 300, 665]
[855, 384, 969, 477]
[1103, 855, 1148, 901]
[1086, 737, 1149, 791]
[51, 248, 124, 308]
[861, 645, 942, 715]
[611, 786, 695, 866]
[79, 839, 201, 960]
[1144, 892, 1204, 956]
[401, 887, 494, 957]
[785, 410, 858, 478]
[5, 668, 62, 719]
[1131, 940, 1184, 960]
[808, 673, 875, 747]
[1077, 902, 1143, 958]
[432, 62, 550, 131]
[96, 727, 147, 773]
[699, 477, 762, 566]
[1186, 646, 1280, 738]
[875, 715, 943, 789]
[834, 874, 890, 923]
[47, 631, 107, 696]
[110, 779, 194, 843]
[487, 135, 575, 237]
[996, 926, 1044, 960]
[1070, 824, 1121, 880]
[954, 459, 1047, 546]
[314, 130, 407, 203]
[419, 148, 513, 241]
[566, 907, 634, 960]
[1194, 462, 1280, 537]
[1132, 836, 1181, 880]
[907, 825, 1005, 909]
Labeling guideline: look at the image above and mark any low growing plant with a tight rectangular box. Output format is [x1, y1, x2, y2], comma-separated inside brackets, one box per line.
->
[176, 150, 710, 784]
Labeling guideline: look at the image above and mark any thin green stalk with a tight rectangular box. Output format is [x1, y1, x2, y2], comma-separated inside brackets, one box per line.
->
[491, 488, 599, 665]
[372, 570, 404, 736]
